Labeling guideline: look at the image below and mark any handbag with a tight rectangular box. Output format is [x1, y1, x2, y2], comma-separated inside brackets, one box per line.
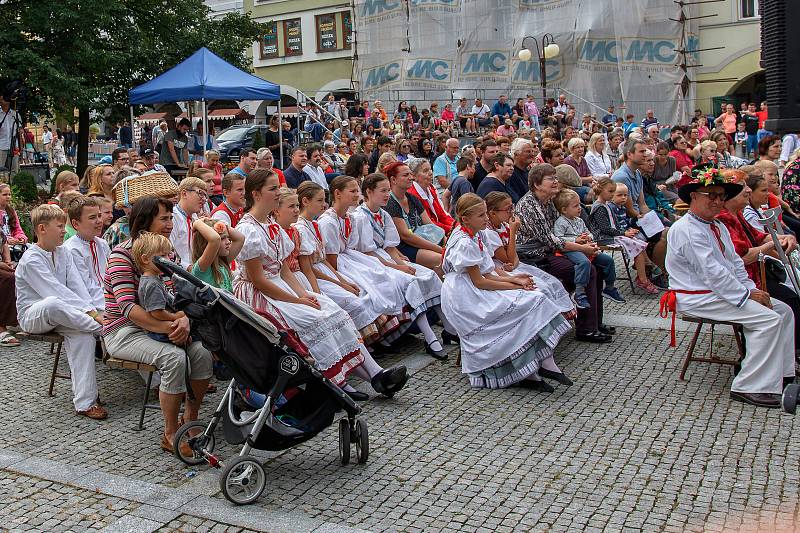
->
[414, 223, 445, 245]
[764, 256, 787, 283]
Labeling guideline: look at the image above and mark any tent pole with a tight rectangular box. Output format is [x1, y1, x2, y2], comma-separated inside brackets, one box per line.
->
[129, 106, 135, 151]
[202, 99, 208, 162]
[278, 99, 284, 169]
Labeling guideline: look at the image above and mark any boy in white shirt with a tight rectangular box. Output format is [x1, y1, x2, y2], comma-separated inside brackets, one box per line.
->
[170, 176, 208, 269]
[62, 196, 110, 311]
[211, 173, 245, 227]
[15, 204, 106, 419]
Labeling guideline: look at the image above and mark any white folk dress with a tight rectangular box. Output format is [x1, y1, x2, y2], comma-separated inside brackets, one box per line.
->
[351, 205, 443, 341]
[441, 227, 572, 389]
[486, 223, 574, 313]
[293, 216, 383, 335]
[233, 213, 364, 385]
[317, 208, 407, 317]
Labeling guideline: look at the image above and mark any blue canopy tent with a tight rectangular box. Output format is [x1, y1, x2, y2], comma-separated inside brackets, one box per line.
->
[129, 47, 282, 162]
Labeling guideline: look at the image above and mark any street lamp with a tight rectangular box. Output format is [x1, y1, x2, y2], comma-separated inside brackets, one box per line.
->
[519, 34, 560, 100]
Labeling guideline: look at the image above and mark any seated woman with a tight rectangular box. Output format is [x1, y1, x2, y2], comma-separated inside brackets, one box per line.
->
[442, 193, 572, 392]
[483, 191, 575, 315]
[715, 169, 800, 354]
[584, 133, 613, 179]
[383, 161, 445, 273]
[514, 163, 613, 343]
[103, 195, 213, 453]
[406, 157, 455, 234]
[233, 169, 408, 398]
[744, 164, 800, 236]
[562, 137, 594, 203]
[640, 150, 676, 226]
[353, 173, 458, 358]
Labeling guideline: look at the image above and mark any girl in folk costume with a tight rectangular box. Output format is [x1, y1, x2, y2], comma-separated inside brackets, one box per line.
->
[317, 176, 411, 332]
[293, 182, 395, 345]
[588, 178, 658, 294]
[353, 173, 459, 359]
[442, 194, 573, 392]
[233, 169, 408, 398]
[483, 191, 576, 315]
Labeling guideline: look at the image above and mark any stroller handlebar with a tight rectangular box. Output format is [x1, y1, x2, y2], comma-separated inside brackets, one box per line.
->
[153, 256, 206, 288]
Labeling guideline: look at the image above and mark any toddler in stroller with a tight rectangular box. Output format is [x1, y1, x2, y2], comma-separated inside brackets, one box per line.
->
[155, 257, 401, 504]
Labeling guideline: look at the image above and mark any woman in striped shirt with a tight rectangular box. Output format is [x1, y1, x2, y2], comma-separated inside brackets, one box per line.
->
[103, 196, 214, 454]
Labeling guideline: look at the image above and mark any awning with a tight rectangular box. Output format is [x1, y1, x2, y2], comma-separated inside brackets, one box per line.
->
[208, 108, 254, 121]
[135, 112, 171, 125]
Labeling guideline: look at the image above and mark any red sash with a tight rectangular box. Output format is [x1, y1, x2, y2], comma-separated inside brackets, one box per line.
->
[659, 289, 713, 347]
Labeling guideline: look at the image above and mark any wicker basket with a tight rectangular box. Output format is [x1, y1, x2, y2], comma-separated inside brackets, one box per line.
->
[113, 171, 178, 208]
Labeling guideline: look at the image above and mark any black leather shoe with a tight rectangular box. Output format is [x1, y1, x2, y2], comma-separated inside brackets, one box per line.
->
[345, 390, 370, 402]
[575, 331, 613, 343]
[442, 330, 460, 345]
[371, 366, 409, 397]
[598, 324, 616, 335]
[425, 341, 448, 360]
[730, 391, 781, 408]
[517, 380, 554, 393]
[539, 368, 573, 386]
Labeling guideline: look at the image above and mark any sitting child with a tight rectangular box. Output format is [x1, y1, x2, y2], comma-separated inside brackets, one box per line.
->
[589, 178, 659, 295]
[171, 176, 209, 269]
[553, 189, 623, 308]
[62, 196, 111, 311]
[58, 190, 83, 241]
[211, 173, 246, 228]
[15, 204, 105, 419]
[132, 232, 185, 344]
[94, 196, 114, 232]
[191, 218, 244, 293]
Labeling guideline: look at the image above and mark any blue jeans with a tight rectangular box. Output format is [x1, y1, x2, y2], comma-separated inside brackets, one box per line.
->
[746, 134, 759, 157]
[572, 185, 591, 203]
[565, 251, 616, 288]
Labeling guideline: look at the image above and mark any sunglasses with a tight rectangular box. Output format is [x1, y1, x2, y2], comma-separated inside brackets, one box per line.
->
[695, 191, 725, 201]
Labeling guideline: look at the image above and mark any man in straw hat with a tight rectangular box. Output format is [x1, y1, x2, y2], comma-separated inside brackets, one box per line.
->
[660, 167, 796, 408]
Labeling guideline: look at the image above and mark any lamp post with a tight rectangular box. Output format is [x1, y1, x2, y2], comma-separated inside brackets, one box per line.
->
[518, 34, 560, 101]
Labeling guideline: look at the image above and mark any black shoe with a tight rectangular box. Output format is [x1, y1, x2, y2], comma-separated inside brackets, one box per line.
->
[730, 391, 781, 408]
[517, 379, 554, 393]
[539, 368, 573, 386]
[575, 331, 613, 343]
[442, 330, 460, 345]
[598, 324, 617, 335]
[425, 341, 448, 360]
[345, 390, 370, 402]
[371, 366, 409, 397]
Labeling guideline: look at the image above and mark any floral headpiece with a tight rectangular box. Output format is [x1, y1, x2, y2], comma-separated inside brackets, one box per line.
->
[690, 166, 725, 187]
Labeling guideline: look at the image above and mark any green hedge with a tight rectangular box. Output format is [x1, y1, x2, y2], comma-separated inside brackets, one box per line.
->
[11, 171, 38, 203]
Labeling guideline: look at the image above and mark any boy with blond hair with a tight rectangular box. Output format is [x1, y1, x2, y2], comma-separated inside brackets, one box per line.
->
[62, 196, 111, 311]
[15, 204, 106, 419]
[170, 176, 208, 268]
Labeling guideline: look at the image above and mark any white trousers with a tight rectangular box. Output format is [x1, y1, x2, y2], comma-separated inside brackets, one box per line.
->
[19, 296, 101, 411]
[684, 297, 795, 394]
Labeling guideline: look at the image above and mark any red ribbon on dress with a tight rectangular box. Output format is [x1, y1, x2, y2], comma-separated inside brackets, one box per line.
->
[312, 220, 323, 243]
[374, 212, 383, 224]
[461, 225, 483, 251]
[89, 240, 102, 284]
[341, 216, 352, 239]
[659, 289, 713, 347]
[268, 223, 281, 240]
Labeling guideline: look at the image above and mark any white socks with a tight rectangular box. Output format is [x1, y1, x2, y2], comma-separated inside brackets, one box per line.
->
[415, 314, 441, 351]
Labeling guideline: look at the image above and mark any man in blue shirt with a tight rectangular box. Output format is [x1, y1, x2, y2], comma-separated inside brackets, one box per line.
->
[622, 114, 637, 138]
[492, 95, 512, 126]
[476, 153, 517, 201]
[283, 146, 309, 188]
[640, 109, 659, 130]
[228, 149, 256, 178]
[601, 105, 617, 128]
[448, 158, 476, 218]
[432, 138, 460, 198]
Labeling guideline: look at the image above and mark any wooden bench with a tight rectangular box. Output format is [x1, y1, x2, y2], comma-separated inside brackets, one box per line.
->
[8, 326, 68, 397]
[101, 341, 161, 431]
[679, 315, 745, 380]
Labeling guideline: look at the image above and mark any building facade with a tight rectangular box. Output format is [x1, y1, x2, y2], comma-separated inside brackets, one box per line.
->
[204, 0, 244, 16]
[243, 0, 355, 119]
[695, 0, 763, 114]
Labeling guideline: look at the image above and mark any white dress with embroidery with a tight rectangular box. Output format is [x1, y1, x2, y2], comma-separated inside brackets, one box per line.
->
[351, 205, 442, 315]
[233, 214, 364, 384]
[485, 223, 574, 313]
[441, 227, 572, 388]
[293, 216, 383, 331]
[317, 208, 406, 317]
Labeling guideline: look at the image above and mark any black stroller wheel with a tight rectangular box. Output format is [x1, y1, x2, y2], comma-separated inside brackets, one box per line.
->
[783, 383, 800, 414]
[354, 419, 369, 464]
[174, 421, 216, 466]
[338, 418, 351, 465]
[220, 456, 267, 505]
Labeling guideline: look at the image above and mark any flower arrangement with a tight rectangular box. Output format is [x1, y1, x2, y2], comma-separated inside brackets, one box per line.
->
[690, 166, 725, 186]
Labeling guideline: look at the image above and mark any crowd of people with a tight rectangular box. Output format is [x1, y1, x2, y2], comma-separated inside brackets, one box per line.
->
[2, 91, 800, 455]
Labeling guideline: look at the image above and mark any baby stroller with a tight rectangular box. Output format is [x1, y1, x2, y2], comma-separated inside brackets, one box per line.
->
[154, 257, 369, 505]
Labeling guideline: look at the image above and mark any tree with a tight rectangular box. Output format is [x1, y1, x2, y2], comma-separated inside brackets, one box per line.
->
[0, 0, 268, 175]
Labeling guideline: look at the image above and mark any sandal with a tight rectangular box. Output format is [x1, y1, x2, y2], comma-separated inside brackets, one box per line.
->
[0, 331, 20, 347]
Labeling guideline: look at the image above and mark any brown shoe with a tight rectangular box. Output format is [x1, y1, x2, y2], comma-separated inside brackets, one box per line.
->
[161, 432, 194, 457]
[76, 404, 108, 420]
[730, 391, 781, 408]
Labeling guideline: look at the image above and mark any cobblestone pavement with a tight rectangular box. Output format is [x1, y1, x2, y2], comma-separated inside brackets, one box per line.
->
[1, 263, 799, 532]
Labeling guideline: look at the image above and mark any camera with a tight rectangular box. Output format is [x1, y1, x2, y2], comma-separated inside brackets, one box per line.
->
[2, 80, 26, 104]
